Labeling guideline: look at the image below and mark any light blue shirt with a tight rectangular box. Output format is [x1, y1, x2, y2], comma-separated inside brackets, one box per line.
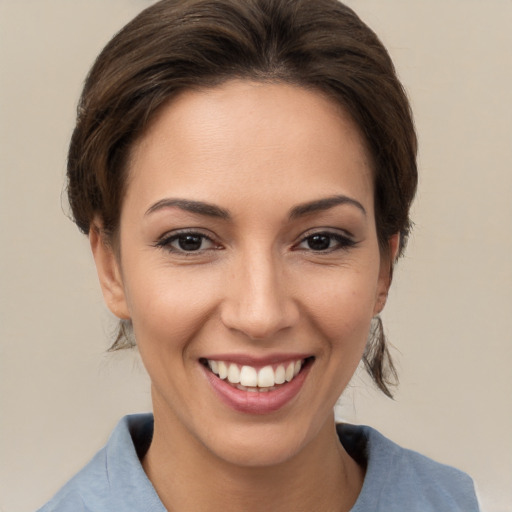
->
[37, 414, 480, 511]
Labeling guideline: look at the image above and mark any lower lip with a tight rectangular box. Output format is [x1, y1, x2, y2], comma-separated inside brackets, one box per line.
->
[203, 363, 311, 415]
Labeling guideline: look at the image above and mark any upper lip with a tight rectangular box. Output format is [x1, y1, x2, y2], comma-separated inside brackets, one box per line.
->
[200, 353, 313, 368]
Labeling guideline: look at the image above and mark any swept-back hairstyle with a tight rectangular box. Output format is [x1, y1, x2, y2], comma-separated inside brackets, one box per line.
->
[67, 0, 417, 397]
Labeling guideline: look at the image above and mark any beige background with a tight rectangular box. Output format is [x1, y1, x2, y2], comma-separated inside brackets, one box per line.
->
[1, 1, 511, 511]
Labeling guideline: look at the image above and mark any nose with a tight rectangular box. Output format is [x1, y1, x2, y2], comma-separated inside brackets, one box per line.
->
[220, 249, 299, 341]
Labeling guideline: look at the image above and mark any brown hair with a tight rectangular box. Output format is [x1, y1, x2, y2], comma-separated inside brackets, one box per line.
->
[67, 0, 417, 397]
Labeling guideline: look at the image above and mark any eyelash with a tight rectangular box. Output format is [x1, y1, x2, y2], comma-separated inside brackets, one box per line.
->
[294, 230, 357, 253]
[154, 230, 220, 255]
[154, 229, 356, 255]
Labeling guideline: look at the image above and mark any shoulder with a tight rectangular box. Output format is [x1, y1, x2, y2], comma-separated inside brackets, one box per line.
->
[36, 414, 165, 512]
[337, 423, 481, 512]
[36, 445, 110, 512]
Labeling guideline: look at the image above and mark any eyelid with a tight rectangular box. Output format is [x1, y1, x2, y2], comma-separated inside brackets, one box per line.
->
[296, 226, 355, 242]
[293, 228, 357, 251]
[154, 228, 221, 253]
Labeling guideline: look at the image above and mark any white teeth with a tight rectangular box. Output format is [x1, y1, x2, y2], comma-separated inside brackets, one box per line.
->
[227, 363, 240, 384]
[218, 361, 228, 379]
[285, 362, 295, 382]
[257, 365, 275, 388]
[239, 365, 258, 387]
[206, 358, 307, 389]
[274, 365, 286, 385]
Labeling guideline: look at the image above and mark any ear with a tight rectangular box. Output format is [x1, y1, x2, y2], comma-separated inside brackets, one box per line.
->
[89, 223, 131, 320]
[373, 233, 400, 316]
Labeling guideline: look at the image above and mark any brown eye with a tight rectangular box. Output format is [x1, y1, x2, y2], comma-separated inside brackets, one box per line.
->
[176, 234, 204, 251]
[307, 234, 332, 251]
[297, 231, 356, 252]
[156, 231, 218, 254]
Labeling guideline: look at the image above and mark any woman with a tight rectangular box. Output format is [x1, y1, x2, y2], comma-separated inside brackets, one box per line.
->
[37, 0, 480, 510]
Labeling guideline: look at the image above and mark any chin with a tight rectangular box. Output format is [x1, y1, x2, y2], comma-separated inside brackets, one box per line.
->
[203, 423, 311, 469]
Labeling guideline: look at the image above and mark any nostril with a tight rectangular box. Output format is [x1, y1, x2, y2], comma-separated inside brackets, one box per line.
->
[220, 299, 300, 341]
[219, 262, 300, 339]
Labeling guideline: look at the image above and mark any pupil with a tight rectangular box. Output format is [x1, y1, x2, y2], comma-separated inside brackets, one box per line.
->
[308, 234, 330, 251]
[178, 235, 202, 251]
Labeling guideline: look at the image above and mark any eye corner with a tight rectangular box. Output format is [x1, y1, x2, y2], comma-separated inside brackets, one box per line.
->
[153, 229, 223, 255]
[293, 229, 357, 253]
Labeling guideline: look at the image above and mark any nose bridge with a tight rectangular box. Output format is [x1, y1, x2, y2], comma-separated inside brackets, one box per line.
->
[221, 243, 298, 340]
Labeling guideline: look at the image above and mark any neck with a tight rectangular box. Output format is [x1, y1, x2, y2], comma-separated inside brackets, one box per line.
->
[143, 396, 364, 512]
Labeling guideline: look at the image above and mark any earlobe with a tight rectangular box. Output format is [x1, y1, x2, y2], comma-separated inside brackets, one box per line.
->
[89, 224, 131, 320]
[374, 233, 400, 315]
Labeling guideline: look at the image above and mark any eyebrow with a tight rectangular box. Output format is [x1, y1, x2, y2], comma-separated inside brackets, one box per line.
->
[289, 195, 366, 219]
[144, 194, 366, 220]
[145, 198, 230, 219]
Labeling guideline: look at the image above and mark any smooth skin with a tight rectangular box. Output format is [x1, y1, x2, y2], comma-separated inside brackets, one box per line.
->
[91, 80, 398, 512]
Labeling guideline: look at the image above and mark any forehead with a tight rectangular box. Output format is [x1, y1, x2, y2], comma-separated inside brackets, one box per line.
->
[125, 80, 374, 217]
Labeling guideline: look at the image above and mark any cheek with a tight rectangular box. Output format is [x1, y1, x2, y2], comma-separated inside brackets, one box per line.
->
[122, 262, 223, 348]
[297, 266, 379, 341]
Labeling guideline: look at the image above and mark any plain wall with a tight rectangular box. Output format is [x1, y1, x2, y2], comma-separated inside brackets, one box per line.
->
[1, 1, 511, 511]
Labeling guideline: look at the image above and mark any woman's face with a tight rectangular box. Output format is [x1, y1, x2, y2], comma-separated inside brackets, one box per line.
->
[93, 80, 394, 467]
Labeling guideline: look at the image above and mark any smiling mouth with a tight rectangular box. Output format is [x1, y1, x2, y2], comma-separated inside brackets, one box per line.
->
[200, 357, 314, 392]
